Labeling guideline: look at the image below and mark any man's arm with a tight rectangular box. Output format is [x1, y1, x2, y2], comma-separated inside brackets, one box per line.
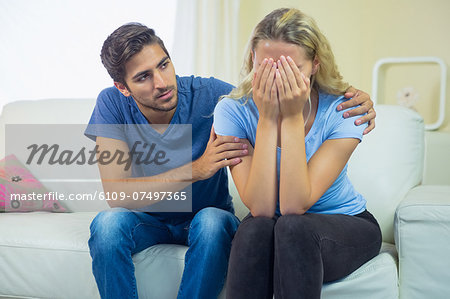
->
[337, 87, 377, 135]
[96, 127, 248, 209]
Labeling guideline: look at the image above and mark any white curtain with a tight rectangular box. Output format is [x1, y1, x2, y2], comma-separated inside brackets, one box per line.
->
[172, 0, 241, 86]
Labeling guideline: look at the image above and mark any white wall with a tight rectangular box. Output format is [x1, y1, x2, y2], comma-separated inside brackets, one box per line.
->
[0, 0, 176, 106]
[237, 0, 450, 132]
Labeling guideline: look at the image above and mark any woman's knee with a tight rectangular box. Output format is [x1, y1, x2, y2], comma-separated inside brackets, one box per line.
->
[233, 215, 276, 244]
[275, 214, 320, 246]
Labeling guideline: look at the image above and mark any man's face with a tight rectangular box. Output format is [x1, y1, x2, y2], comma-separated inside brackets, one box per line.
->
[117, 43, 178, 118]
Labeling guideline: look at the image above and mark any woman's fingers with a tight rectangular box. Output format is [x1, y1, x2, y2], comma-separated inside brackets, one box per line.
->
[271, 71, 278, 103]
[253, 58, 268, 91]
[277, 59, 289, 96]
[286, 56, 303, 88]
[264, 61, 277, 98]
[280, 56, 297, 92]
[275, 69, 284, 97]
[260, 59, 275, 94]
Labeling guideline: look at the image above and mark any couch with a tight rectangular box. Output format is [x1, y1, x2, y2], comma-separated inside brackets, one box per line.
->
[1, 98, 449, 299]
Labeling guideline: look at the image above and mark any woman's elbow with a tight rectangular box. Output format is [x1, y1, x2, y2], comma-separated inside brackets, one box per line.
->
[250, 209, 275, 218]
[244, 198, 276, 218]
[279, 206, 307, 216]
[279, 199, 309, 216]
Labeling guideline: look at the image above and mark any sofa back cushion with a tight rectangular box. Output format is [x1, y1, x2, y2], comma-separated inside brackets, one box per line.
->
[0, 99, 96, 157]
[347, 105, 424, 243]
[0, 99, 107, 212]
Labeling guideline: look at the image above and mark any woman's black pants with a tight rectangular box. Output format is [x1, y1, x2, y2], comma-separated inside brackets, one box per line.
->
[226, 210, 382, 299]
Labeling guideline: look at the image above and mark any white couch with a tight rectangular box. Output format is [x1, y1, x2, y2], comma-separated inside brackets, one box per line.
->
[1, 98, 449, 299]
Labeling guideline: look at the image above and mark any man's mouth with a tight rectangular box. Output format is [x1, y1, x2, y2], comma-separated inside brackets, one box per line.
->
[157, 89, 173, 100]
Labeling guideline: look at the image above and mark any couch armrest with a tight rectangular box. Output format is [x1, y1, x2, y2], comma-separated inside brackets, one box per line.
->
[394, 185, 450, 299]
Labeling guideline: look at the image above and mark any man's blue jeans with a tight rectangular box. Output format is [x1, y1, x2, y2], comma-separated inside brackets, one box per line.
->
[88, 207, 240, 299]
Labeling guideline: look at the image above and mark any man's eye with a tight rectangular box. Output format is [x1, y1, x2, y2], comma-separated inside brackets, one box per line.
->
[138, 74, 150, 81]
[161, 61, 169, 69]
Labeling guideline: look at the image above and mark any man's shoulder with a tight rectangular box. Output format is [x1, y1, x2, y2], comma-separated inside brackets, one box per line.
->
[97, 86, 124, 101]
[95, 86, 132, 112]
[177, 75, 234, 93]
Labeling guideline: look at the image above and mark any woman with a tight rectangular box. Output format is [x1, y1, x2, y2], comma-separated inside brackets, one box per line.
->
[213, 8, 382, 299]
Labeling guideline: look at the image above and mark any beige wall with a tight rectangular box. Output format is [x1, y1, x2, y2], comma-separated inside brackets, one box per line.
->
[236, 0, 450, 132]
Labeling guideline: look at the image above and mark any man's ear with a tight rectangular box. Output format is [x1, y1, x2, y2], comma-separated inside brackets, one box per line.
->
[114, 82, 131, 97]
[312, 56, 320, 75]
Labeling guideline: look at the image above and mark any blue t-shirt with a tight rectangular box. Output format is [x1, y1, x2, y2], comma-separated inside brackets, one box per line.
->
[85, 75, 234, 222]
[213, 91, 367, 216]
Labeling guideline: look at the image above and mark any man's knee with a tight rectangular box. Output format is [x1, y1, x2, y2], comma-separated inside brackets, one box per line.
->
[189, 207, 239, 245]
[89, 207, 135, 248]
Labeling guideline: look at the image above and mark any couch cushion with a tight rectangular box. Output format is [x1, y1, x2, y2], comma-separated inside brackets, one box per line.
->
[0, 99, 96, 158]
[134, 244, 188, 299]
[395, 185, 450, 299]
[0, 212, 100, 299]
[0, 99, 110, 213]
[0, 211, 399, 299]
[348, 105, 424, 243]
[322, 243, 398, 299]
[134, 242, 398, 299]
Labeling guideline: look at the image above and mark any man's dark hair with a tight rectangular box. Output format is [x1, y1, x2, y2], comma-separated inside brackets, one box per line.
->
[100, 22, 170, 86]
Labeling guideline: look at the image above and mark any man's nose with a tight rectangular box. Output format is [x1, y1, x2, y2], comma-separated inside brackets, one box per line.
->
[154, 71, 166, 89]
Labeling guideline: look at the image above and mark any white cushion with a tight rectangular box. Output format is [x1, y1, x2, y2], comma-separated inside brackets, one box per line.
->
[0, 98, 110, 212]
[322, 243, 398, 299]
[0, 212, 99, 299]
[348, 105, 424, 243]
[395, 185, 450, 299]
[423, 131, 450, 185]
[0, 98, 96, 158]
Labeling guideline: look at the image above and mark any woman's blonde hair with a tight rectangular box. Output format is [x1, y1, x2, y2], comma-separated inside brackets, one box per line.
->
[226, 8, 349, 101]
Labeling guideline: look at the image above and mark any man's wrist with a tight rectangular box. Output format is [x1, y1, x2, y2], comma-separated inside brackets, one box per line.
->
[191, 160, 202, 182]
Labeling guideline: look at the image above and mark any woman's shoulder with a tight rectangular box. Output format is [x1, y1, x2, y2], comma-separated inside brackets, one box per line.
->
[318, 90, 367, 138]
[318, 91, 346, 114]
[215, 96, 254, 115]
[218, 96, 250, 106]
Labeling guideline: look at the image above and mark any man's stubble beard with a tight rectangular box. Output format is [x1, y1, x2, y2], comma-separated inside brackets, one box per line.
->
[133, 86, 178, 112]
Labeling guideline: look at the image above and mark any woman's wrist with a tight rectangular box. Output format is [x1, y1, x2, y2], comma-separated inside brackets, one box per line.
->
[281, 112, 304, 125]
[258, 113, 279, 124]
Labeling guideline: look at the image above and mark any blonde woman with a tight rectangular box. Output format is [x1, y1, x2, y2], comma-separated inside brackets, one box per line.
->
[213, 8, 381, 299]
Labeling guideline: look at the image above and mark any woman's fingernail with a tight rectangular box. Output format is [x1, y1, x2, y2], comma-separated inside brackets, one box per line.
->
[337, 105, 342, 111]
[356, 120, 361, 125]
[343, 112, 349, 118]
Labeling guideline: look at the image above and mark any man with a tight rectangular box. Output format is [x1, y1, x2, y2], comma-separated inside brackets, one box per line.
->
[85, 23, 376, 299]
